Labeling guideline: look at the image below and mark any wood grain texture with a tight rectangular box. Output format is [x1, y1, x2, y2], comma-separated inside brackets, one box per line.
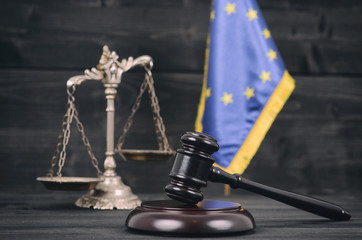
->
[0, 70, 361, 195]
[0, 193, 361, 239]
[0, 0, 361, 73]
[0, 0, 361, 197]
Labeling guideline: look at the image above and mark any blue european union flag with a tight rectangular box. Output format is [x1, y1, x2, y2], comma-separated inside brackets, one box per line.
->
[195, 0, 295, 174]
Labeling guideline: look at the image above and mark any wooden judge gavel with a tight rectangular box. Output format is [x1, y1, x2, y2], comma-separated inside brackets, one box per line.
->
[164, 131, 351, 221]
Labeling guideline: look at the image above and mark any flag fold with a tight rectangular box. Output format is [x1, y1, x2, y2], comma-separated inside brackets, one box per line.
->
[195, 0, 295, 174]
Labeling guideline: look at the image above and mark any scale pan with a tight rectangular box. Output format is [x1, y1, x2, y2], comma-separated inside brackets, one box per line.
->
[36, 177, 103, 191]
[119, 149, 175, 161]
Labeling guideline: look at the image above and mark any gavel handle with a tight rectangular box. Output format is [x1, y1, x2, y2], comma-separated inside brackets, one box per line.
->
[209, 167, 351, 221]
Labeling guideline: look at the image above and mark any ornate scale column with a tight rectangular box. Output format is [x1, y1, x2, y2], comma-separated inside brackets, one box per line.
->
[74, 46, 153, 209]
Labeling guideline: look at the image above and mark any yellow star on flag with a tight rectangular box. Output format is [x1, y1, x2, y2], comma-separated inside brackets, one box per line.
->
[243, 87, 255, 100]
[246, 8, 258, 21]
[210, 10, 215, 20]
[259, 70, 271, 83]
[205, 88, 211, 98]
[267, 49, 277, 61]
[224, 2, 236, 15]
[221, 92, 233, 105]
[262, 28, 271, 39]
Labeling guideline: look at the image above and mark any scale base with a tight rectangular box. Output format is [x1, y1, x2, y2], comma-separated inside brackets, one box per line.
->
[126, 200, 255, 236]
[75, 175, 141, 210]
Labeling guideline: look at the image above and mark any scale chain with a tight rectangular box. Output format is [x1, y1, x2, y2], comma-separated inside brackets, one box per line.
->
[73, 107, 103, 177]
[115, 74, 149, 152]
[57, 98, 75, 177]
[47, 111, 68, 177]
[47, 85, 103, 178]
[145, 69, 171, 151]
[115, 67, 171, 153]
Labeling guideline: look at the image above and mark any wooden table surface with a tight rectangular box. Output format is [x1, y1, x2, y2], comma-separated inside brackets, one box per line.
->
[0, 192, 361, 239]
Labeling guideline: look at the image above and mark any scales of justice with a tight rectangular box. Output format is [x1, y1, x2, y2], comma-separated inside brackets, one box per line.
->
[37, 45, 175, 210]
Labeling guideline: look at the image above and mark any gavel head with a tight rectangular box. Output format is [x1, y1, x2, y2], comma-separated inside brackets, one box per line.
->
[164, 131, 219, 204]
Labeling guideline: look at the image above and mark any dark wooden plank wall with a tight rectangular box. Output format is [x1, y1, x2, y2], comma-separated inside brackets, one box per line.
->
[0, 0, 361, 196]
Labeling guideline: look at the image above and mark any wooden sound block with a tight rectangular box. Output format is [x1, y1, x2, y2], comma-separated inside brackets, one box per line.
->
[125, 200, 255, 236]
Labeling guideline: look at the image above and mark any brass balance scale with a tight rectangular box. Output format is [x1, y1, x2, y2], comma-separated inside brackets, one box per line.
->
[37, 46, 175, 210]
